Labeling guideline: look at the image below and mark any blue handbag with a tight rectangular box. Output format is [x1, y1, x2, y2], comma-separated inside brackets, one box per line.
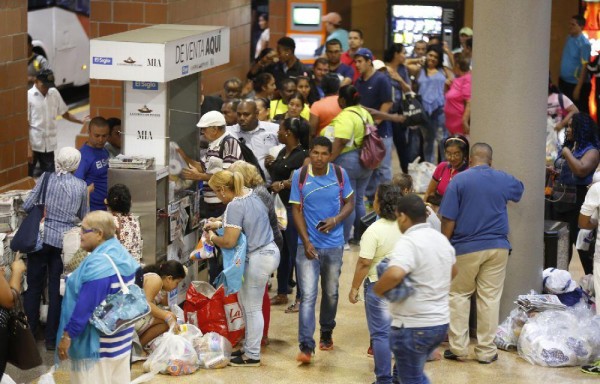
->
[10, 172, 49, 253]
[213, 229, 246, 295]
[89, 254, 150, 336]
[376, 258, 415, 302]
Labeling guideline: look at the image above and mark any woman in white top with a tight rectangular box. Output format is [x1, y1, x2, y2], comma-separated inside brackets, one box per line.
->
[348, 182, 402, 384]
[255, 13, 270, 59]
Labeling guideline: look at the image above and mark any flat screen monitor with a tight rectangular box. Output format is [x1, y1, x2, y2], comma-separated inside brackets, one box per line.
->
[291, 3, 322, 32]
[290, 34, 322, 60]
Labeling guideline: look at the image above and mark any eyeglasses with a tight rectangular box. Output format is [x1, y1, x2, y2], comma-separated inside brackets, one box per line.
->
[445, 152, 462, 159]
[81, 226, 97, 234]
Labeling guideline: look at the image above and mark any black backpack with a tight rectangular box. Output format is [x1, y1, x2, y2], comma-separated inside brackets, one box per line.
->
[219, 135, 266, 181]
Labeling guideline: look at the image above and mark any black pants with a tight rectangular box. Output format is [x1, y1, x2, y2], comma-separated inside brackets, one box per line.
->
[559, 77, 591, 114]
[28, 150, 55, 177]
[199, 199, 226, 286]
[23, 243, 63, 345]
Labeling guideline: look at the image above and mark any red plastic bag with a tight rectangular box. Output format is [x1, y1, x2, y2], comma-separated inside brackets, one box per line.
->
[183, 281, 244, 346]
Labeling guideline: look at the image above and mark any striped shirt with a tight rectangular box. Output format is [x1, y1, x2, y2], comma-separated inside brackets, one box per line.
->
[201, 133, 243, 204]
[22, 172, 88, 249]
[65, 271, 137, 359]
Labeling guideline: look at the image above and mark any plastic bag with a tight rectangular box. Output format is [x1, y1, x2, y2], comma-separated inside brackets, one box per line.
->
[0, 373, 17, 384]
[178, 323, 203, 344]
[407, 157, 436, 193]
[143, 330, 199, 376]
[274, 193, 287, 230]
[518, 306, 599, 367]
[183, 281, 245, 346]
[494, 308, 524, 351]
[194, 332, 232, 369]
[38, 367, 56, 384]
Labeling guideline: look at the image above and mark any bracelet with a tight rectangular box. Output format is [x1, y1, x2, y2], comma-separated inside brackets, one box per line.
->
[164, 314, 174, 324]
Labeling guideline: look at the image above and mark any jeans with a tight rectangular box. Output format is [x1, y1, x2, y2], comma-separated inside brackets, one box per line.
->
[334, 150, 373, 242]
[278, 205, 301, 298]
[238, 242, 280, 360]
[24, 243, 63, 345]
[296, 244, 344, 350]
[390, 324, 448, 384]
[365, 136, 394, 199]
[421, 108, 446, 164]
[365, 281, 393, 384]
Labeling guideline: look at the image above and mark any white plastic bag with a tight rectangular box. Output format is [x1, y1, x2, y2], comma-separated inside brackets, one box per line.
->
[38, 366, 56, 384]
[0, 373, 17, 384]
[274, 193, 287, 230]
[143, 330, 199, 376]
[194, 331, 232, 369]
[407, 157, 436, 193]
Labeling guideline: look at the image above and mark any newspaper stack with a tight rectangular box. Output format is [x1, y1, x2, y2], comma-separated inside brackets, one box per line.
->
[109, 155, 154, 170]
[0, 190, 30, 231]
[515, 294, 566, 313]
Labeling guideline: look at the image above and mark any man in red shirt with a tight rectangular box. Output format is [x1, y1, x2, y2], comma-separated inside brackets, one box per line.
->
[340, 29, 364, 83]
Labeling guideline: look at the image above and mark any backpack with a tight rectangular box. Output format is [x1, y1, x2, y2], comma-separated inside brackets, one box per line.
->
[348, 110, 386, 170]
[219, 135, 266, 181]
[298, 164, 344, 211]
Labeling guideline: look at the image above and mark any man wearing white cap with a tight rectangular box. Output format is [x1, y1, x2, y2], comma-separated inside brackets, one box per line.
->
[453, 27, 473, 54]
[322, 12, 349, 52]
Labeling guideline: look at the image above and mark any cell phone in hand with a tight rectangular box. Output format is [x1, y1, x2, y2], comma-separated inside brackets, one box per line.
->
[316, 220, 326, 230]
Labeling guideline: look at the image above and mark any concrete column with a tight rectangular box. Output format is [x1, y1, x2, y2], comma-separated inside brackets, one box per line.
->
[470, 0, 550, 318]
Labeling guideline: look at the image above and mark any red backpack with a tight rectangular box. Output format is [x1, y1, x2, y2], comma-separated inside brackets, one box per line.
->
[348, 110, 386, 170]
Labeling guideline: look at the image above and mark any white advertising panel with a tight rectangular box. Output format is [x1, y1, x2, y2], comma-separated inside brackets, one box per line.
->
[123, 81, 168, 165]
[90, 25, 230, 82]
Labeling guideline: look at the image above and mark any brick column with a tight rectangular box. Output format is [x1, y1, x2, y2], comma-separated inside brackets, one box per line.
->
[0, 1, 31, 191]
[82, 0, 251, 147]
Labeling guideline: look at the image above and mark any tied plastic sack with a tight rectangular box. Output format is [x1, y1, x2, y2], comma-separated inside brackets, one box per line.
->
[142, 330, 199, 376]
[408, 157, 436, 193]
[194, 331, 233, 369]
[376, 258, 414, 302]
[495, 308, 528, 351]
[518, 307, 600, 367]
[274, 193, 288, 230]
[183, 281, 245, 346]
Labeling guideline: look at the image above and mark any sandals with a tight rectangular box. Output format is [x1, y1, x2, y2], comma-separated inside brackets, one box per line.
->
[285, 300, 300, 313]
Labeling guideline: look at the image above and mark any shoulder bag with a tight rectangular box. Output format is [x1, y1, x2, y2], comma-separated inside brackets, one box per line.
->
[348, 110, 386, 170]
[89, 254, 150, 336]
[10, 172, 50, 253]
[7, 289, 43, 370]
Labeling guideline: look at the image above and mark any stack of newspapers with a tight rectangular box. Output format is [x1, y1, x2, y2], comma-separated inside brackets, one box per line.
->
[515, 294, 566, 313]
[109, 155, 154, 170]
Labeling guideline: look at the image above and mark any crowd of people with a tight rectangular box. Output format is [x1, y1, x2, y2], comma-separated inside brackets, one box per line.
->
[2, 10, 598, 384]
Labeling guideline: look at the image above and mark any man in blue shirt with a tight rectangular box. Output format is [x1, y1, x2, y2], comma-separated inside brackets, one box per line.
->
[322, 12, 349, 52]
[354, 48, 393, 211]
[290, 136, 354, 363]
[439, 143, 524, 365]
[75, 117, 110, 211]
[559, 14, 591, 113]
[325, 39, 355, 87]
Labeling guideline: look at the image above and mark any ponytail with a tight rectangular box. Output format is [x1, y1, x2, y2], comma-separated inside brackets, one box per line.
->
[231, 171, 245, 195]
[208, 170, 247, 196]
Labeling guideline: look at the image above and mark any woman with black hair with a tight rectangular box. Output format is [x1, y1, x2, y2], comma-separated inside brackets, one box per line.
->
[416, 44, 453, 163]
[255, 97, 271, 122]
[135, 260, 186, 347]
[321, 84, 374, 244]
[551, 112, 600, 275]
[272, 91, 310, 123]
[348, 182, 403, 384]
[247, 48, 277, 80]
[309, 73, 342, 136]
[423, 135, 469, 208]
[253, 72, 276, 100]
[264, 117, 309, 310]
[106, 184, 142, 263]
[255, 13, 270, 59]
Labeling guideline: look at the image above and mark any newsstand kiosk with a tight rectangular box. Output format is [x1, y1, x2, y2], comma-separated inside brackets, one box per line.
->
[89, 25, 230, 303]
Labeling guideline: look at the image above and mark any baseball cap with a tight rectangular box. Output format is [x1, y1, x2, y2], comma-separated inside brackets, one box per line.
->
[36, 69, 56, 88]
[355, 48, 373, 61]
[321, 12, 342, 26]
[197, 111, 226, 128]
[373, 60, 386, 71]
[459, 27, 473, 36]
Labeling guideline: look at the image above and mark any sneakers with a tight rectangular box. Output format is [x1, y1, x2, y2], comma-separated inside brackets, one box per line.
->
[296, 346, 314, 364]
[582, 360, 600, 375]
[319, 331, 334, 351]
[229, 355, 260, 367]
[231, 349, 244, 357]
[344, 243, 351, 251]
[478, 354, 498, 364]
[443, 349, 464, 361]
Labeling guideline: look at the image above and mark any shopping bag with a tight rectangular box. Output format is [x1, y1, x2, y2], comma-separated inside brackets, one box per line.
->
[407, 157, 436, 193]
[194, 332, 232, 369]
[10, 173, 49, 253]
[7, 289, 43, 370]
[402, 92, 426, 126]
[142, 329, 199, 376]
[213, 230, 246, 295]
[274, 193, 288, 230]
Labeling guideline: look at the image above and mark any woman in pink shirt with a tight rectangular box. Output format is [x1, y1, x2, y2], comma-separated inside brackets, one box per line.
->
[444, 53, 472, 136]
[309, 74, 342, 136]
[424, 135, 469, 208]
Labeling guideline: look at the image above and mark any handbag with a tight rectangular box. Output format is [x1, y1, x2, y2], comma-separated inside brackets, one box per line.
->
[10, 172, 49, 253]
[402, 92, 426, 126]
[348, 110, 386, 170]
[89, 254, 150, 336]
[550, 182, 578, 213]
[7, 289, 43, 370]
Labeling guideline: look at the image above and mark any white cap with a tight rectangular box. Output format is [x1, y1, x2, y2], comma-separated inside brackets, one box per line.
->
[197, 111, 226, 128]
[542, 268, 577, 294]
[373, 60, 386, 72]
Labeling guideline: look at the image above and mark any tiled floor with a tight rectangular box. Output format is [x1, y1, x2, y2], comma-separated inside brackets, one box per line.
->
[7, 246, 595, 384]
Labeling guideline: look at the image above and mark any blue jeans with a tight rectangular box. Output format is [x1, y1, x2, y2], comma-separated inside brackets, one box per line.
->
[24, 243, 63, 345]
[334, 150, 373, 242]
[390, 324, 448, 384]
[365, 281, 393, 384]
[296, 244, 344, 350]
[238, 242, 280, 360]
[366, 136, 394, 199]
[421, 108, 446, 164]
[278, 205, 301, 299]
